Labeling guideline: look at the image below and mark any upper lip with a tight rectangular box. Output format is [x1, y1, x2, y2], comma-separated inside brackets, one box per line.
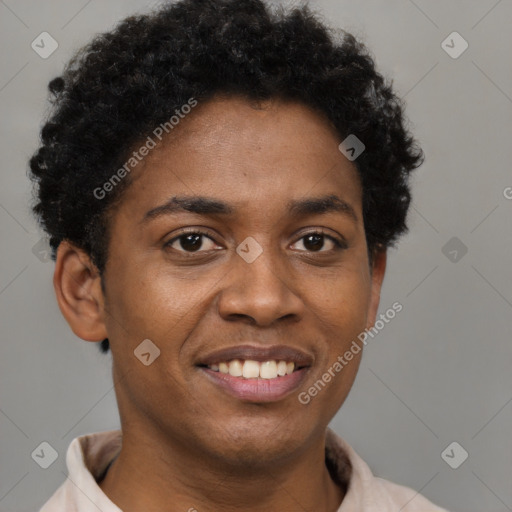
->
[197, 344, 314, 367]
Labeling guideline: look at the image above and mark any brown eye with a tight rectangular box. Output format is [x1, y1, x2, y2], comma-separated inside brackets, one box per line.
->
[291, 231, 345, 253]
[165, 230, 219, 253]
[303, 234, 327, 251]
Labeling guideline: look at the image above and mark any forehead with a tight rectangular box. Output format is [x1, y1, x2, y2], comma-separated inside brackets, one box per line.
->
[114, 95, 363, 221]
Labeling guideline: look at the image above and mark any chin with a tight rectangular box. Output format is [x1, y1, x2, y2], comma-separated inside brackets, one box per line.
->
[196, 417, 312, 468]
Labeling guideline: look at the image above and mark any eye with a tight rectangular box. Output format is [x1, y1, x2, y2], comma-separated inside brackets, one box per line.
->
[291, 230, 346, 252]
[164, 229, 221, 253]
[164, 228, 346, 255]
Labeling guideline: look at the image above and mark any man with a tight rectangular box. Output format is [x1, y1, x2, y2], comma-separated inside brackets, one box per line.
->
[30, 0, 449, 510]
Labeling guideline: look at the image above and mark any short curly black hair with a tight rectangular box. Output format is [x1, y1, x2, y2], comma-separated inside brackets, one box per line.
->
[28, 0, 424, 354]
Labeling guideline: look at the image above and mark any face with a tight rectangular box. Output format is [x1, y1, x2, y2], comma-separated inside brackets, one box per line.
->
[78, 96, 385, 467]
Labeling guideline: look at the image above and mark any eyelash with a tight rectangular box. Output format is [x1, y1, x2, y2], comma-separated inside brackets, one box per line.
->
[164, 228, 346, 254]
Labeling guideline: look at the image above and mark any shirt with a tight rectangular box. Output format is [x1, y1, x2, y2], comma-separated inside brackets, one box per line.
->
[39, 428, 449, 511]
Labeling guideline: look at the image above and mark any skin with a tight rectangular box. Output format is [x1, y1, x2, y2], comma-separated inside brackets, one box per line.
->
[54, 95, 386, 512]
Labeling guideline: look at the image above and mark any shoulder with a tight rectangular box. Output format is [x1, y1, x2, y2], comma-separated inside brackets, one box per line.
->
[325, 428, 450, 511]
[371, 476, 450, 511]
[39, 430, 123, 512]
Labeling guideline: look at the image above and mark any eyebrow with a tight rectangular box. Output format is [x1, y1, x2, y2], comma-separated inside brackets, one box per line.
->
[142, 194, 358, 223]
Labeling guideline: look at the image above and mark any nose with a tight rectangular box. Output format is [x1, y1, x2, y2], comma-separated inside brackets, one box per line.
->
[217, 246, 305, 327]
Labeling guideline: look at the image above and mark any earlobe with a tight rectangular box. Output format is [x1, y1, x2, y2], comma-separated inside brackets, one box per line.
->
[366, 246, 387, 329]
[53, 241, 108, 342]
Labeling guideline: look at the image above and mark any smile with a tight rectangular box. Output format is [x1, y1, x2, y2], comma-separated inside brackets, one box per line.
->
[196, 344, 313, 401]
[207, 359, 299, 379]
[199, 362, 310, 402]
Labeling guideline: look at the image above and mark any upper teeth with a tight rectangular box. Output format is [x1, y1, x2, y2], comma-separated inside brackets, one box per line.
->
[208, 360, 296, 379]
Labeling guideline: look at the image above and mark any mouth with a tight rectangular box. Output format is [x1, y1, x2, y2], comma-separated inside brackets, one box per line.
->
[196, 344, 313, 402]
[203, 358, 306, 378]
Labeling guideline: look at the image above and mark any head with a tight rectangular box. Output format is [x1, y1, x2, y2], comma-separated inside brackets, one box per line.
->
[29, 0, 423, 466]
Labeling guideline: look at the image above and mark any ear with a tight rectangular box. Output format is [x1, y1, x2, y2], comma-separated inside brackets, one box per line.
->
[366, 246, 387, 329]
[53, 240, 108, 342]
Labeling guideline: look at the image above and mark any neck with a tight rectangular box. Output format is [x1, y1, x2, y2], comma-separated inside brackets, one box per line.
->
[99, 426, 345, 512]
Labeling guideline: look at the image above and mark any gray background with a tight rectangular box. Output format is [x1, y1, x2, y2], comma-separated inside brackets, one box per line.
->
[1, 0, 511, 511]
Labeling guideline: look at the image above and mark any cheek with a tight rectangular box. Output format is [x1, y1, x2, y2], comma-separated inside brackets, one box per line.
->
[298, 348, 361, 418]
[312, 268, 372, 332]
[107, 262, 200, 336]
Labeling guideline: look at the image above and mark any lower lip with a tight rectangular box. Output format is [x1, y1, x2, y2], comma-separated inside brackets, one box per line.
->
[200, 367, 309, 402]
